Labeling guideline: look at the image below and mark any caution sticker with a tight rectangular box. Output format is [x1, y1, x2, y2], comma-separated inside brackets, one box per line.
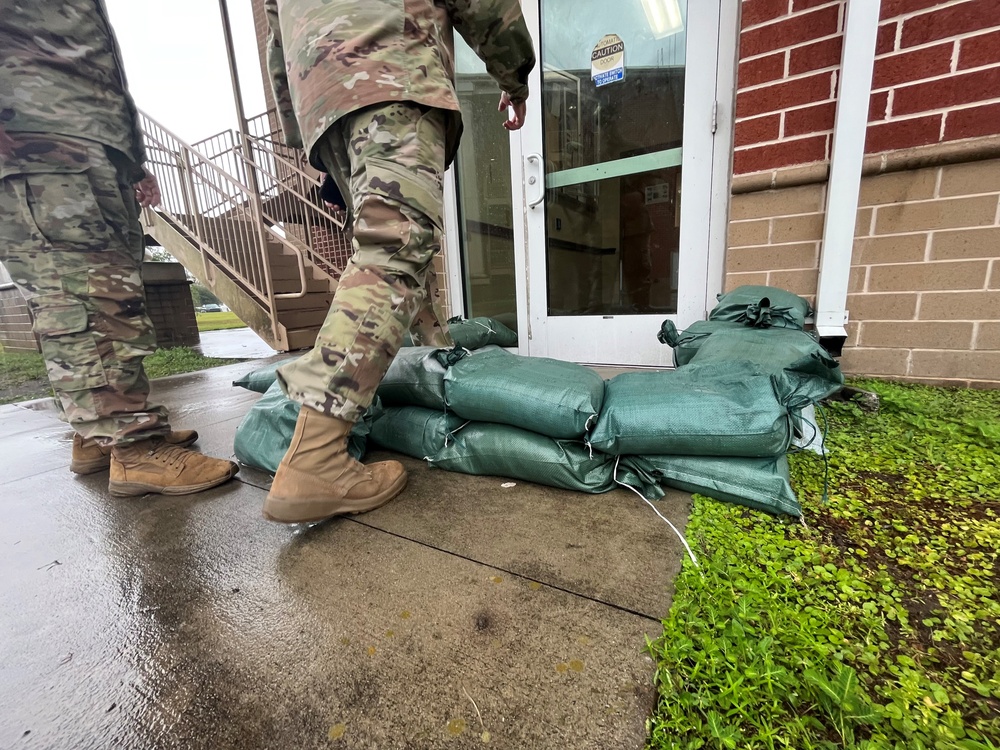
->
[591, 34, 626, 88]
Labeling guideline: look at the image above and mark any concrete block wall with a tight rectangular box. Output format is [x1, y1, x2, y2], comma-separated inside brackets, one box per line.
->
[735, 0, 1000, 175]
[142, 263, 200, 349]
[728, 159, 1000, 387]
[728, 0, 1000, 386]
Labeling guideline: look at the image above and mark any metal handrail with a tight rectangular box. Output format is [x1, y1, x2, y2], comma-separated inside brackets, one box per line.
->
[139, 111, 285, 318]
[138, 108, 357, 345]
[189, 111, 353, 281]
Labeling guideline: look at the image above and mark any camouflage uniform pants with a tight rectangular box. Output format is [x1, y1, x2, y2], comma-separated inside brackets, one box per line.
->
[277, 102, 453, 421]
[0, 135, 170, 445]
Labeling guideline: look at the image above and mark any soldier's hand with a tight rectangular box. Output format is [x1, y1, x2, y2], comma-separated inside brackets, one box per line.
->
[134, 170, 162, 209]
[0, 124, 15, 158]
[499, 92, 527, 131]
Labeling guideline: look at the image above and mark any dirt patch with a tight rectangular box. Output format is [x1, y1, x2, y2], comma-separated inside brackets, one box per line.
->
[0, 377, 52, 406]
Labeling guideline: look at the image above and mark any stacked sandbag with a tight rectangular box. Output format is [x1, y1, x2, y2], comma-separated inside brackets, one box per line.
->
[444, 349, 604, 438]
[377, 346, 470, 410]
[589, 363, 796, 458]
[428, 423, 618, 494]
[401, 316, 518, 350]
[624, 285, 843, 516]
[229, 297, 839, 517]
[370, 348, 613, 494]
[233, 380, 380, 473]
[620, 454, 800, 518]
[368, 406, 465, 460]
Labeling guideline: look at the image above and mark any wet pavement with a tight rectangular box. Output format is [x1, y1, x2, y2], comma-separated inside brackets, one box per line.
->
[0, 362, 691, 750]
[196, 327, 278, 360]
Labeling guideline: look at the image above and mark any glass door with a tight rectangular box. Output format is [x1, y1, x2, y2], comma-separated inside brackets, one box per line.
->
[513, 0, 727, 365]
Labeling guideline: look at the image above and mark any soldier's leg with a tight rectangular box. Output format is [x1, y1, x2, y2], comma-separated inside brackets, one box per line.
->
[409, 261, 454, 347]
[0, 138, 170, 445]
[265, 102, 447, 524]
[0, 137, 237, 495]
[277, 102, 448, 416]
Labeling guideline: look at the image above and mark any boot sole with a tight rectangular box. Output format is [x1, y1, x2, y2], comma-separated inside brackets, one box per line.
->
[71, 435, 199, 476]
[262, 473, 408, 525]
[108, 464, 239, 497]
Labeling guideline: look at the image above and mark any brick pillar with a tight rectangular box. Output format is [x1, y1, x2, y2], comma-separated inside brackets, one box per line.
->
[142, 263, 201, 349]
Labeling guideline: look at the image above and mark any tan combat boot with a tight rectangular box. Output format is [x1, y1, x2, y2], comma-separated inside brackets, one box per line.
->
[262, 407, 407, 524]
[71, 430, 199, 475]
[108, 438, 239, 497]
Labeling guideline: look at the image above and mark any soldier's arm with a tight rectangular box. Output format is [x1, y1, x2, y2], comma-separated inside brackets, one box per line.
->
[445, 0, 536, 104]
[264, 0, 304, 149]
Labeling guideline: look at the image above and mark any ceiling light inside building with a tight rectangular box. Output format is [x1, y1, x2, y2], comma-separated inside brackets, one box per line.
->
[640, 0, 684, 39]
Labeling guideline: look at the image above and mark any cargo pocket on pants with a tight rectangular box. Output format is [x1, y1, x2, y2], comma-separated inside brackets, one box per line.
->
[32, 298, 108, 392]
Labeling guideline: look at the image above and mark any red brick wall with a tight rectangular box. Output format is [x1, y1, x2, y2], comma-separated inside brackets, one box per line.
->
[735, 0, 1000, 175]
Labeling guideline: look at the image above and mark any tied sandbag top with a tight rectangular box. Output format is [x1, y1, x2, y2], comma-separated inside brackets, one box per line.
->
[658, 319, 747, 367]
[444, 349, 605, 439]
[709, 285, 813, 330]
[446, 317, 518, 350]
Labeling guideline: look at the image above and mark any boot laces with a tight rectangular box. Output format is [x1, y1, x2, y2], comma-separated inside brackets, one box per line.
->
[147, 440, 191, 469]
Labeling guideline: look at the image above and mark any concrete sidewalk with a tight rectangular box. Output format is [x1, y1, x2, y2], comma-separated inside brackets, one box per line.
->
[0, 362, 691, 750]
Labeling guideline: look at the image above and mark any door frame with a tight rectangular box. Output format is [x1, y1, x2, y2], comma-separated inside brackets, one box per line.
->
[443, 0, 739, 365]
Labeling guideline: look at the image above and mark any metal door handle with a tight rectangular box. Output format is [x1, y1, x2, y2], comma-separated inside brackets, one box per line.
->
[526, 153, 545, 208]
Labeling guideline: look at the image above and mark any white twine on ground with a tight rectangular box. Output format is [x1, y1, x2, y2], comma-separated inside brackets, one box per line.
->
[614, 457, 699, 569]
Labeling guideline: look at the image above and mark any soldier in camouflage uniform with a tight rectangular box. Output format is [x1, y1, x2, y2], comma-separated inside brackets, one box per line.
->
[262, 0, 535, 524]
[0, 0, 238, 496]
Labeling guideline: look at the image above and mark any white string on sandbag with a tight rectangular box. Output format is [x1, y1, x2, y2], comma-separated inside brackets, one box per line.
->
[442, 420, 472, 448]
[614, 457, 699, 569]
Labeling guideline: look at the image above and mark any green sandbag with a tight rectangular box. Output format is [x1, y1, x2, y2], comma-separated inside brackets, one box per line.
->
[444, 349, 605, 439]
[709, 285, 813, 330]
[428, 422, 617, 494]
[447, 316, 518, 349]
[689, 327, 822, 370]
[233, 381, 377, 473]
[369, 406, 466, 459]
[233, 357, 298, 393]
[658, 319, 746, 366]
[589, 362, 792, 457]
[377, 347, 452, 410]
[621, 454, 801, 517]
[690, 328, 844, 400]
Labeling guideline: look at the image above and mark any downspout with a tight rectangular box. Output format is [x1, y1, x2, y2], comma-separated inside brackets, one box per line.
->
[815, 0, 881, 353]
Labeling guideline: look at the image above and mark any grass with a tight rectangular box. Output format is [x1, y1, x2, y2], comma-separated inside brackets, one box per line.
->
[647, 378, 1000, 750]
[0, 346, 51, 404]
[0, 344, 242, 405]
[196, 311, 246, 332]
[142, 347, 242, 378]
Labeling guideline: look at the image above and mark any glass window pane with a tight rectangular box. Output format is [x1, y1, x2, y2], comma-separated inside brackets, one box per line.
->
[541, 0, 687, 315]
[453, 37, 518, 333]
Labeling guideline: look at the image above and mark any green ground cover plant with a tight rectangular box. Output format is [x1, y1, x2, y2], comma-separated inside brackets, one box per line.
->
[0, 345, 240, 405]
[196, 311, 246, 332]
[648, 379, 1000, 750]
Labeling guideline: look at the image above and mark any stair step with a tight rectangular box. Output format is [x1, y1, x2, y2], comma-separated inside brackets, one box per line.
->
[269, 262, 317, 281]
[268, 250, 302, 267]
[285, 327, 321, 351]
[273, 276, 330, 294]
[277, 307, 331, 329]
[275, 292, 334, 311]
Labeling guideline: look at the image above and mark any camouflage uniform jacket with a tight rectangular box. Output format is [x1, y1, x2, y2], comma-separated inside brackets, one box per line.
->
[0, 0, 146, 176]
[265, 0, 535, 168]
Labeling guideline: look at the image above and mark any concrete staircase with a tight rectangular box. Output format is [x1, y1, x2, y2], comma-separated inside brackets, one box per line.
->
[138, 110, 349, 351]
